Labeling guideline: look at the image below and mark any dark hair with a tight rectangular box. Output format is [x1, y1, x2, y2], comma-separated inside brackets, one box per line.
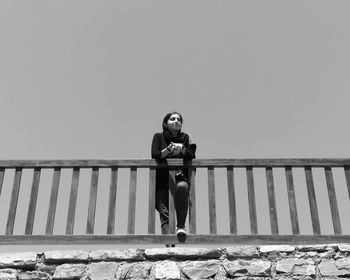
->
[162, 111, 183, 131]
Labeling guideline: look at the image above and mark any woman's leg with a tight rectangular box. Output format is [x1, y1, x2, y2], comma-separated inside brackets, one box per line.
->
[174, 180, 189, 229]
[156, 188, 169, 234]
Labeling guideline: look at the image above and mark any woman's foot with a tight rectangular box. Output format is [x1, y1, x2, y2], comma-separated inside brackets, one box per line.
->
[176, 227, 187, 243]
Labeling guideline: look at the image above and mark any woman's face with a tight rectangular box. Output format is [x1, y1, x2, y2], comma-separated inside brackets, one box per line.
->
[166, 113, 182, 131]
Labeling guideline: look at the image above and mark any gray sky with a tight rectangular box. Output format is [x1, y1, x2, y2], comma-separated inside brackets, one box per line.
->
[1, 1, 350, 159]
[0, 1, 350, 251]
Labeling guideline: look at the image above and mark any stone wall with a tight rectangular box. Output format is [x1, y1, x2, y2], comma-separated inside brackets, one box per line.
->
[1, 244, 350, 279]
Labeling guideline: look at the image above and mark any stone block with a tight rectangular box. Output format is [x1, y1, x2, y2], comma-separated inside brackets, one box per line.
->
[53, 263, 86, 279]
[296, 245, 328, 252]
[36, 263, 56, 275]
[226, 247, 259, 258]
[0, 269, 17, 280]
[276, 258, 315, 276]
[89, 249, 144, 261]
[119, 262, 152, 280]
[44, 251, 89, 264]
[338, 244, 350, 252]
[145, 248, 221, 260]
[259, 245, 295, 253]
[319, 259, 350, 277]
[86, 262, 118, 280]
[18, 271, 50, 280]
[0, 252, 37, 269]
[154, 261, 181, 280]
[223, 259, 271, 277]
[180, 260, 220, 279]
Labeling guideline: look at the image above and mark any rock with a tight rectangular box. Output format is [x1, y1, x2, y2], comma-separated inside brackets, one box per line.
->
[154, 261, 181, 280]
[338, 244, 350, 252]
[180, 260, 220, 279]
[53, 263, 86, 279]
[296, 245, 328, 252]
[119, 262, 152, 279]
[0, 269, 17, 280]
[226, 247, 259, 258]
[45, 251, 89, 264]
[145, 248, 221, 260]
[223, 259, 271, 277]
[36, 263, 56, 275]
[259, 246, 295, 253]
[319, 259, 350, 276]
[276, 258, 315, 276]
[335, 257, 350, 270]
[18, 271, 50, 280]
[89, 249, 143, 261]
[85, 262, 118, 280]
[0, 252, 37, 269]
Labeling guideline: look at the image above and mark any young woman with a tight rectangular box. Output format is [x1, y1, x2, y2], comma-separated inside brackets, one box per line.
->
[151, 112, 196, 243]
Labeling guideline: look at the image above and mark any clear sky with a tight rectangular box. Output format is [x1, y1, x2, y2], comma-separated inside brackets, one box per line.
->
[1, 1, 350, 160]
[0, 1, 350, 251]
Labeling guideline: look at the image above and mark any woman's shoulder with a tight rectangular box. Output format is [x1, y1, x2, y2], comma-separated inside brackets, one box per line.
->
[152, 132, 164, 140]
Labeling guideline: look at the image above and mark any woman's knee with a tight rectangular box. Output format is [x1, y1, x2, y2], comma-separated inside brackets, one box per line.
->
[176, 181, 189, 192]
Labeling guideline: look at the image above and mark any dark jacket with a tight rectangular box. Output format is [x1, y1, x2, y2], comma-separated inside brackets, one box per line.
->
[151, 131, 196, 189]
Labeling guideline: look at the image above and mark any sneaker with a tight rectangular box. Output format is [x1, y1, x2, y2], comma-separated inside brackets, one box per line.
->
[176, 227, 187, 243]
[165, 244, 176, 248]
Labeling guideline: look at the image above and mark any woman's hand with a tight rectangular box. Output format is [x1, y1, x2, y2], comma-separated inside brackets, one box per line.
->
[171, 143, 184, 156]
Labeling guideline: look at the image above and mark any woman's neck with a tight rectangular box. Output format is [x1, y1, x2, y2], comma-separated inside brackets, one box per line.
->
[167, 128, 180, 137]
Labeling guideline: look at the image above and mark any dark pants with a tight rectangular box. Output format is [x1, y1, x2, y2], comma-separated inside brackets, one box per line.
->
[156, 181, 189, 234]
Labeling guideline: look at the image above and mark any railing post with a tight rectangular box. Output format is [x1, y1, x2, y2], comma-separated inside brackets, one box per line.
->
[227, 166, 237, 234]
[25, 167, 41, 235]
[189, 167, 197, 234]
[148, 167, 156, 234]
[208, 167, 217, 234]
[46, 167, 61, 235]
[285, 167, 300, 234]
[6, 168, 22, 235]
[266, 167, 279, 235]
[127, 167, 137, 234]
[107, 167, 118, 234]
[246, 167, 257, 235]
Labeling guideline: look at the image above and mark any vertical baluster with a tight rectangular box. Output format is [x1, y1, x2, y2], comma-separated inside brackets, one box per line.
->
[66, 167, 80, 234]
[266, 167, 279, 235]
[107, 167, 118, 234]
[86, 167, 99, 234]
[25, 168, 41, 235]
[6, 168, 22, 235]
[189, 167, 197, 234]
[344, 166, 350, 201]
[304, 166, 321, 234]
[208, 167, 217, 234]
[46, 167, 61, 235]
[285, 167, 300, 234]
[246, 167, 258, 235]
[148, 167, 156, 234]
[127, 167, 137, 234]
[227, 166, 237, 234]
[325, 167, 342, 234]
[168, 170, 176, 234]
[0, 168, 5, 195]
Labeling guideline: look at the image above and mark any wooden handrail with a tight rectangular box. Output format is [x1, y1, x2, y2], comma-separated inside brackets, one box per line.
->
[1, 158, 350, 168]
[0, 158, 350, 245]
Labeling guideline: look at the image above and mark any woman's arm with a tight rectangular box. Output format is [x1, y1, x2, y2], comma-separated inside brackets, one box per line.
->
[180, 134, 196, 159]
[151, 133, 173, 160]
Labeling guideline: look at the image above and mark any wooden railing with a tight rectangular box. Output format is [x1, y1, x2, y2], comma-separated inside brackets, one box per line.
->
[0, 158, 350, 245]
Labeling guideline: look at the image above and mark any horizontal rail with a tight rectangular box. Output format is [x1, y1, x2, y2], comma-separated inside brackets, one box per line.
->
[1, 235, 350, 245]
[0, 158, 350, 168]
